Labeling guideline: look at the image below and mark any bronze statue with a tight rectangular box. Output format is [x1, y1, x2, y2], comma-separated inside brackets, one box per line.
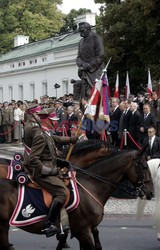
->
[74, 22, 104, 100]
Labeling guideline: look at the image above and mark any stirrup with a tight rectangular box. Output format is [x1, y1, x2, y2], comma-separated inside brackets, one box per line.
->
[42, 224, 60, 238]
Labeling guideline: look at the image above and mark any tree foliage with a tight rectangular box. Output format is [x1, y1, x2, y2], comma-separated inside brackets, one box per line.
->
[0, 0, 64, 54]
[60, 8, 92, 33]
[96, 0, 160, 94]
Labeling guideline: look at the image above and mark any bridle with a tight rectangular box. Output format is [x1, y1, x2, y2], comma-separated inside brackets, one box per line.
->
[134, 157, 153, 199]
[72, 156, 153, 199]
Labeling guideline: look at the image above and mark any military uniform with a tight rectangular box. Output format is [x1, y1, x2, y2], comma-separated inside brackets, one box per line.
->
[23, 105, 78, 237]
[24, 118, 73, 204]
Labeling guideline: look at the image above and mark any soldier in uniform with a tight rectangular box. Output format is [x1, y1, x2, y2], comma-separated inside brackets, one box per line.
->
[55, 100, 67, 135]
[76, 22, 104, 99]
[73, 101, 83, 124]
[23, 104, 78, 237]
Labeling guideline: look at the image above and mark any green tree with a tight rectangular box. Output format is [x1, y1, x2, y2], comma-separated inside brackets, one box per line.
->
[96, 0, 160, 94]
[0, 0, 64, 54]
[60, 8, 92, 33]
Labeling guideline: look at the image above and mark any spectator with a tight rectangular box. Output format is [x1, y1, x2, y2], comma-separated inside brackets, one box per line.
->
[2, 102, 14, 143]
[67, 106, 78, 137]
[127, 102, 141, 149]
[140, 126, 160, 160]
[110, 97, 121, 146]
[13, 102, 23, 143]
[140, 103, 157, 143]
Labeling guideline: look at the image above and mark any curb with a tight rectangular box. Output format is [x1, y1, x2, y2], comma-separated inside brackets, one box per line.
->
[104, 198, 155, 215]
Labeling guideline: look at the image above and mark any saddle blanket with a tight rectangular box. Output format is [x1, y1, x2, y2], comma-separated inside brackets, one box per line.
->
[7, 161, 80, 227]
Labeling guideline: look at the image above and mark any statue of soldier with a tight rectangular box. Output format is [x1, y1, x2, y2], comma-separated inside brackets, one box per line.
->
[74, 22, 104, 100]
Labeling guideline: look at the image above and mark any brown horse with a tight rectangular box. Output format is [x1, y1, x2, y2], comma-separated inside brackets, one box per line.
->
[0, 150, 153, 250]
[0, 140, 112, 250]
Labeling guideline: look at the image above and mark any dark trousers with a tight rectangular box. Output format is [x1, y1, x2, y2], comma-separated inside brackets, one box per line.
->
[35, 176, 68, 204]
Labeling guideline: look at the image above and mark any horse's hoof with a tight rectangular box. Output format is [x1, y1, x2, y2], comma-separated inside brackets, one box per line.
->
[63, 242, 70, 248]
[9, 244, 16, 250]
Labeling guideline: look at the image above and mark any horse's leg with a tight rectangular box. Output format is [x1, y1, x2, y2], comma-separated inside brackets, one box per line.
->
[0, 222, 15, 250]
[76, 230, 95, 250]
[91, 227, 102, 250]
[56, 231, 70, 250]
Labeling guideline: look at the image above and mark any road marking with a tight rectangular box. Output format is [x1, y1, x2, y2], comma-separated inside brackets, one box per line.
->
[121, 227, 127, 230]
[11, 228, 19, 232]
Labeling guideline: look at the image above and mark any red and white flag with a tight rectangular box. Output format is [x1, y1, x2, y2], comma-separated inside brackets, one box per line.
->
[125, 71, 130, 99]
[84, 73, 110, 122]
[113, 71, 119, 98]
[84, 79, 101, 120]
[147, 68, 152, 95]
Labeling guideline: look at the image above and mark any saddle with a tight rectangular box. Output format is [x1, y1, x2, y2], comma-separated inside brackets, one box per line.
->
[8, 153, 80, 228]
[10, 153, 73, 207]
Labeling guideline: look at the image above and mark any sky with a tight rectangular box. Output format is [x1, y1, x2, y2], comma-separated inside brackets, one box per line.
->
[59, 0, 102, 14]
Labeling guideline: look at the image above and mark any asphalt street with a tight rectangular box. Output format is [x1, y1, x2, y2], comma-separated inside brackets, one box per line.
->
[9, 215, 160, 250]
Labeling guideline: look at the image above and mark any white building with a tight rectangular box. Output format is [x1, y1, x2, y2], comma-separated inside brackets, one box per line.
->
[0, 13, 96, 103]
[0, 31, 82, 102]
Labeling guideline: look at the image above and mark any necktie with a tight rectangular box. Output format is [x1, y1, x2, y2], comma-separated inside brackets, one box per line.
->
[144, 114, 147, 120]
[149, 138, 152, 149]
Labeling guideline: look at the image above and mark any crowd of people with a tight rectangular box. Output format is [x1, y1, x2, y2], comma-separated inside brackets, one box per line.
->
[0, 90, 160, 159]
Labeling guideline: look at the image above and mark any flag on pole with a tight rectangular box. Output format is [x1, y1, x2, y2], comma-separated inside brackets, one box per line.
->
[125, 71, 130, 99]
[99, 72, 110, 122]
[113, 71, 119, 98]
[84, 79, 101, 121]
[84, 73, 110, 122]
[147, 68, 152, 95]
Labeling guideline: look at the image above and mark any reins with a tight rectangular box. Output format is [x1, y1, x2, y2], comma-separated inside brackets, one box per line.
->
[72, 157, 151, 198]
[72, 165, 137, 197]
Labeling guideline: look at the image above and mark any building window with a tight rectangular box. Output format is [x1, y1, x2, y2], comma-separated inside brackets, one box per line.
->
[19, 85, 23, 101]
[42, 81, 48, 96]
[30, 59, 37, 64]
[18, 61, 25, 67]
[10, 64, 14, 68]
[30, 83, 35, 101]
[42, 57, 47, 62]
[62, 80, 69, 95]
[0, 87, 3, 103]
[8, 86, 13, 101]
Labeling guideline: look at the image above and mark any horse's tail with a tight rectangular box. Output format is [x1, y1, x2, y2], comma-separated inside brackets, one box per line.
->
[153, 171, 160, 232]
[136, 197, 147, 220]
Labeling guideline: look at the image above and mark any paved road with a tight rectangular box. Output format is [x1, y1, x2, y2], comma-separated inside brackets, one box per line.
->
[9, 215, 160, 250]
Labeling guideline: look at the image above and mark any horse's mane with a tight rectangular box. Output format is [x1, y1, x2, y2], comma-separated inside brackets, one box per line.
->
[82, 149, 135, 170]
[62, 139, 116, 157]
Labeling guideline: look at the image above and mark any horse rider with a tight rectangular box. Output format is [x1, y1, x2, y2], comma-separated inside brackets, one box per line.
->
[23, 104, 78, 237]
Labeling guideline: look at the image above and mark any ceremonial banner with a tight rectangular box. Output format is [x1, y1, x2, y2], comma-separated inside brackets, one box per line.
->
[85, 73, 110, 123]
[125, 71, 130, 99]
[113, 71, 119, 98]
[147, 68, 152, 95]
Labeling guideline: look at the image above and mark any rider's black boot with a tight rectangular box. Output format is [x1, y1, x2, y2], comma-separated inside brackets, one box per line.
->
[42, 200, 62, 237]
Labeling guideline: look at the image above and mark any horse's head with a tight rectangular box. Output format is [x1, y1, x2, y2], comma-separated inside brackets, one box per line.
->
[134, 155, 154, 200]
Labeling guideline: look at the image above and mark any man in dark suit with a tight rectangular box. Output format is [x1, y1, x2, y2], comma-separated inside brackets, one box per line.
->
[140, 103, 157, 143]
[110, 98, 121, 146]
[140, 126, 160, 160]
[67, 106, 78, 137]
[123, 100, 132, 131]
[127, 102, 141, 149]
